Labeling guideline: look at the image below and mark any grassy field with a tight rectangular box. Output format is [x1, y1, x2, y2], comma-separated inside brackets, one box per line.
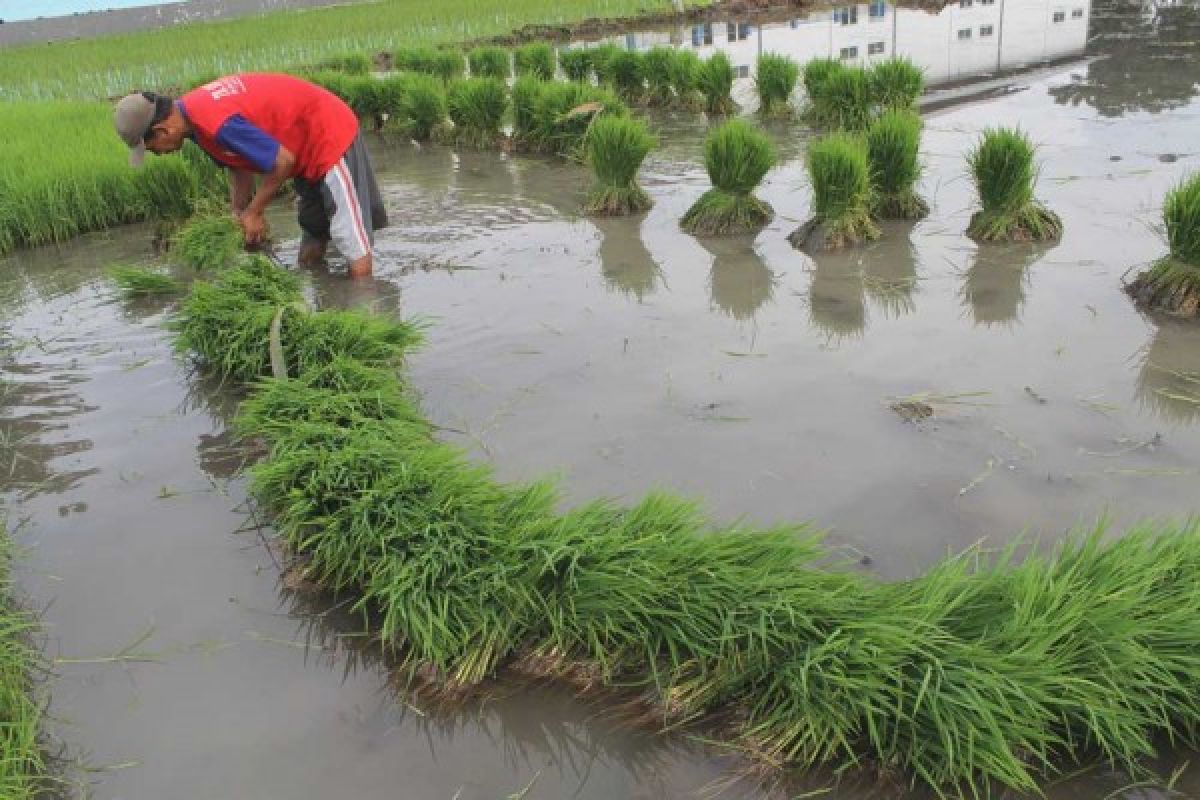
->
[0, 0, 707, 102]
[0, 520, 46, 800]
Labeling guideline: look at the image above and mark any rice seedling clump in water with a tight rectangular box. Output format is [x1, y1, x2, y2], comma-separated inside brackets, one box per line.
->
[791, 133, 880, 252]
[591, 43, 622, 87]
[584, 115, 655, 216]
[812, 65, 872, 130]
[172, 211, 243, 270]
[755, 53, 800, 117]
[108, 265, 183, 297]
[393, 46, 440, 74]
[447, 77, 509, 149]
[514, 42, 556, 80]
[509, 76, 545, 149]
[869, 57, 924, 110]
[966, 128, 1062, 242]
[527, 82, 627, 159]
[668, 50, 704, 111]
[468, 46, 510, 79]
[607, 49, 646, 103]
[866, 109, 928, 219]
[313, 53, 371, 75]
[642, 47, 676, 106]
[698, 52, 737, 115]
[802, 57, 842, 103]
[1126, 173, 1200, 316]
[681, 119, 775, 236]
[559, 48, 592, 83]
[400, 74, 450, 142]
[432, 50, 466, 82]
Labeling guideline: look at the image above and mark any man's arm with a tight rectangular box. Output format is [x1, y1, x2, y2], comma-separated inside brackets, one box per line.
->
[229, 169, 255, 215]
[212, 115, 295, 245]
[240, 146, 296, 245]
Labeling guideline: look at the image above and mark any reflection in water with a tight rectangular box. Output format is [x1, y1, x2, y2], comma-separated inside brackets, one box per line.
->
[960, 242, 1050, 326]
[594, 217, 662, 300]
[1050, 0, 1200, 117]
[809, 257, 868, 340]
[1136, 318, 1200, 425]
[700, 236, 776, 320]
[861, 237, 920, 319]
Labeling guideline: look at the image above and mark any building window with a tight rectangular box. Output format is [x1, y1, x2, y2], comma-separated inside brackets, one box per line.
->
[979, 0, 995, 4]
[959, 0, 973, 7]
[790, 18, 803, 28]
[869, 0, 887, 17]
[839, 45, 859, 59]
[1052, 10, 1066, 21]
[691, 23, 713, 46]
[957, 27, 972, 39]
[736, 64, 751, 78]
[625, 34, 637, 49]
[833, 6, 858, 25]
[1071, 7, 1084, 17]
[868, 41, 886, 55]
[726, 22, 752, 41]
[980, 24, 994, 35]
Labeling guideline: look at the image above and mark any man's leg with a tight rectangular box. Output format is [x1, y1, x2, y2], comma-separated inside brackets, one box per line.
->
[294, 176, 330, 268]
[321, 155, 374, 278]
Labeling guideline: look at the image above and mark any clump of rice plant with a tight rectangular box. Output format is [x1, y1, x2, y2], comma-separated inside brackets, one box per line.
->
[1126, 173, 1200, 316]
[668, 49, 704, 111]
[172, 212, 243, 270]
[514, 42, 556, 80]
[869, 57, 924, 110]
[432, 50, 466, 82]
[681, 119, 775, 236]
[527, 82, 628, 159]
[591, 42, 622, 87]
[642, 47, 676, 107]
[510, 75, 545, 149]
[468, 46, 510, 79]
[559, 48, 593, 82]
[108, 265, 183, 297]
[393, 46, 440, 74]
[314, 53, 371, 75]
[803, 57, 842, 102]
[811, 65, 872, 130]
[791, 133, 880, 252]
[400, 74, 450, 142]
[697, 52, 737, 116]
[866, 109, 928, 219]
[447, 77, 509, 149]
[607, 49, 646, 103]
[755, 53, 800, 117]
[966, 128, 1062, 242]
[584, 115, 655, 216]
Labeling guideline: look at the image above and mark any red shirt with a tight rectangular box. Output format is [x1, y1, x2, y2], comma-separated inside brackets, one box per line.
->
[180, 73, 358, 181]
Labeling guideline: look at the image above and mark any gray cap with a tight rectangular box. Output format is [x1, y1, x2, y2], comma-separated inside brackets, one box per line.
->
[114, 93, 156, 167]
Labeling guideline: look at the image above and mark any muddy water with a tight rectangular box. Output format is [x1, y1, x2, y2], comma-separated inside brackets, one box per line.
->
[4, 0, 1200, 797]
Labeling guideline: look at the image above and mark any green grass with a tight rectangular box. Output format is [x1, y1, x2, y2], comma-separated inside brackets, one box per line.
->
[0, 520, 47, 800]
[866, 109, 928, 219]
[447, 77, 510, 149]
[869, 57, 924, 111]
[681, 119, 775, 236]
[514, 42, 557, 80]
[642, 47, 676, 107]
[400, 74, 450, 142]
[967, 128, 1062, 242]
[584, 115, 655, 215]
[755, 53, 799, 117]
[804, 133, 880, 249]
[558, 48, 593, 82]
[108, 265, 185, 297]
[811, 65, 872, 131]
[607, 49, 646, 104]
[697, 52, 737, 116]
[468, 46, 512, 79]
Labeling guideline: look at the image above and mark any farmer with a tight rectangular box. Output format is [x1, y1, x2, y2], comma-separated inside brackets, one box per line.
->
[113, 73, 387, 279]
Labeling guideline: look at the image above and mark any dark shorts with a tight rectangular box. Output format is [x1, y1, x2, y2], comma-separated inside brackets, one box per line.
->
[294, 133, 388, 260]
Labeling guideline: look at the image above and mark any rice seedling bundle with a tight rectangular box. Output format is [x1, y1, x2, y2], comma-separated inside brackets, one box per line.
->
[171, 211, 244, 271]
[514, 42, 557, 80]
[393, 46, 441, 75]
[527, 82, 628, 159]
[802, 57, 842, 102]
[432, 50, 467, 83]
[591, 43, 623, 87]
[510, 76, 546, 149]
[399, 74, 450, 142]
[869, 57, 924, 110]
[558, 48, 593, 83]
[641, 47, 676, 107]
[1126, 173, 1200, 316]
[313, 52, 372, 75]
[697, 52, 737, 116]
[108, 265, 184, 297]
[607, 49, 646, 104]
[447, 77, 510, 149]
[681, 119, 775, 236]
[966, 128, 1062, 242]
[468, 46, 511, 80]
[170, 238, 1200, 798]
[755, 53, 800, 117]
[667, 49, 704, 111]
[584, 115, 655, 215]
[811, 65, 872, 131]
[792, 133, 880, 251]
[866, 109, 928, 219]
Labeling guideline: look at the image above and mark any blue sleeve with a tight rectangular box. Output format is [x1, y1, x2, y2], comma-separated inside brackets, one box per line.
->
[214, 114, 281, 173]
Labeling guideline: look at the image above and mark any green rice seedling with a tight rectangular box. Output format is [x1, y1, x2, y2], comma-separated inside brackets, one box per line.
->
[400, 74, 450, 142]
[0, 522, 47, 800]
[373, 74, 408, 129]
[607, 49, 646, 104]
[108, 265, 184, 297]
[447, 77, 509, 149]
[432, 50, 467, 83]
[681, 119, 775, 236]
[697, 52, 737, 116]
[591, 42, 623, 87]
[869, 57, 924, 110]
[510, 76, 546, 149]
[558, 48, 593, 83]
[755, 53, 800, 117]
[668, 49, 704, 111]
[393, 45, 441, 75]
[468, 46, 511, 79]
[866, 109, 928, 219]
[792, 133, 880, 251]
[514, 42, 557, 80]
[527, 82, 628, 159]
[812, 65, 872, 130]
[802, 57, 842, 101]
[172, 211, 244, 270]
[1126, 173, 1200, 316]
[313, 52, 372, 75]
[966, 128, 1062, 242]
[584, 115, 656, 215]
[642, 47, 676, 106]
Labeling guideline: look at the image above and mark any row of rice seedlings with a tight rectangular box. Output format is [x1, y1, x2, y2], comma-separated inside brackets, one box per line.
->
[0, 520, 48, 800]
[171, 250, 1200, 797]
[514, 42, 556, 81]
[967, 128, 1062, 242]
[393, 46, 466, 83]
[755, 53, 800, 117]
[447, 78, 510, 149]
[681, 119, 775, 236]
[107, 265, 185, 298]
[1126, 172, 1200, 317]
[468, 46, 512, 80]
[583, 115, 655, 216]
[805, 57, 925, 130]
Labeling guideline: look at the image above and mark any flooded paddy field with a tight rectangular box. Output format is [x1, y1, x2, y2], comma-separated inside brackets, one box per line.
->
[3, 0, 1200, 797]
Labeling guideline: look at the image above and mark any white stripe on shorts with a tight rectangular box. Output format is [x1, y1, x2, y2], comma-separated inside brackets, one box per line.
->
[323, 158, 371, 261]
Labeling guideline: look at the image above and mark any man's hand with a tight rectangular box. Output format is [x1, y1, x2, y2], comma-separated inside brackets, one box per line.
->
[239, 209, 268, 246]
